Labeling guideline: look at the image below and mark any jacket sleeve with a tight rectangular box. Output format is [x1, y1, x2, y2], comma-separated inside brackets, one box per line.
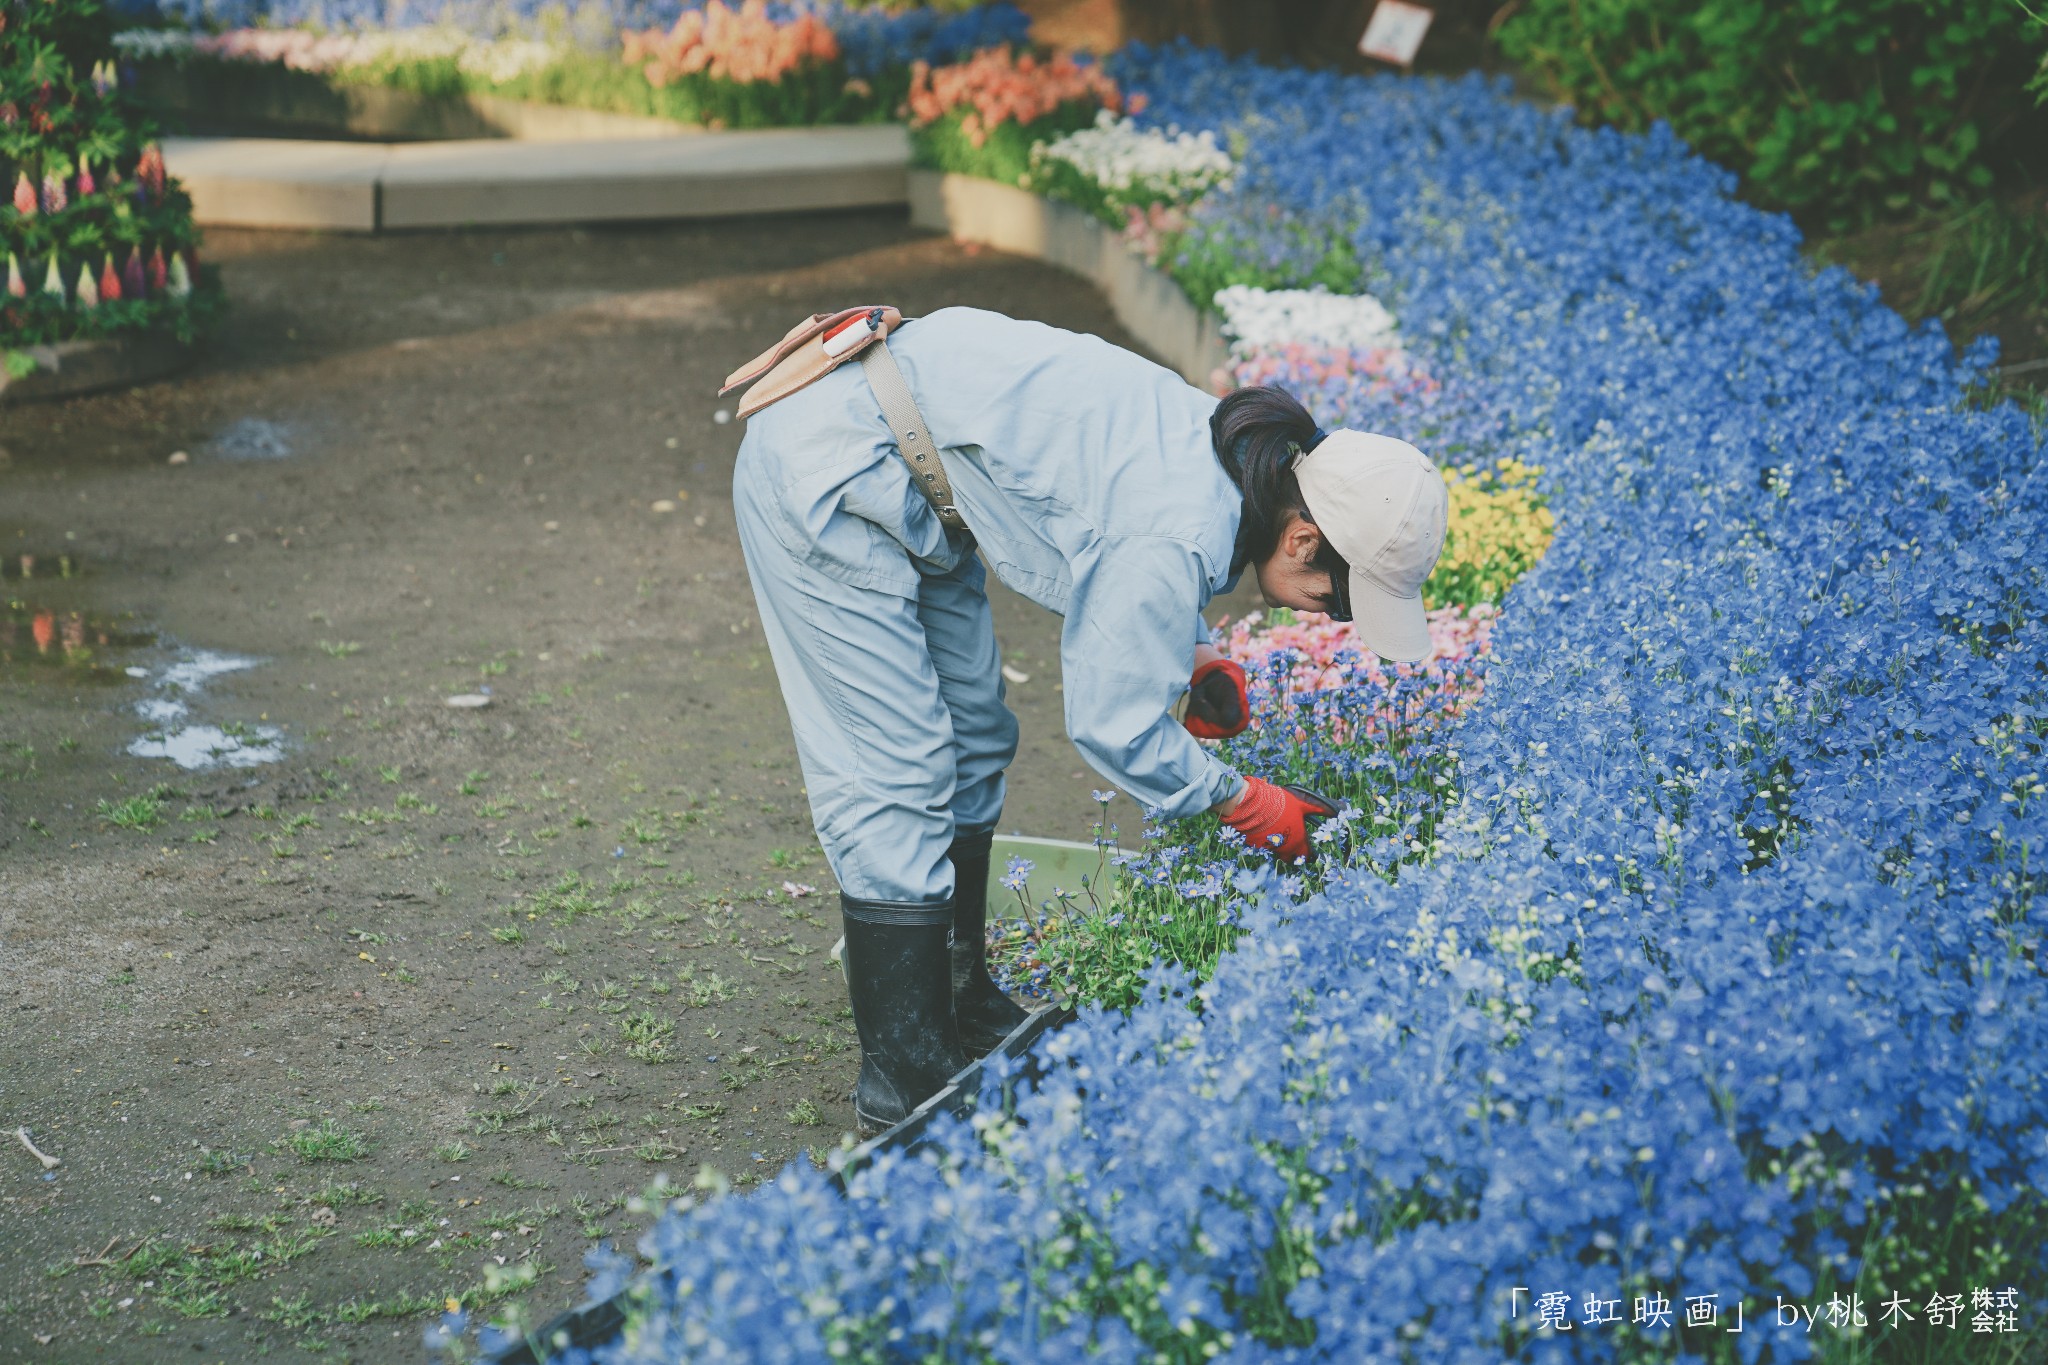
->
[1060, 535, 1245, 819]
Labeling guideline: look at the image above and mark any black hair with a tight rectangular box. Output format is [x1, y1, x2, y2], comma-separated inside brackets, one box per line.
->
[1210, 385, 1352, 619]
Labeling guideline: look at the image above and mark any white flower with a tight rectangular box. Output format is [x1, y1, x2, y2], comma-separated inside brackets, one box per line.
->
[1032, 110, 1234, 203]
[185, 26, 559, 85]
[113, 30, 198, 58]
[1213, 285, 1404, 356]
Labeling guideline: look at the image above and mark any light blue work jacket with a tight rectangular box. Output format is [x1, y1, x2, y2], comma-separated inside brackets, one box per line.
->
[743, 306, 1245, 819]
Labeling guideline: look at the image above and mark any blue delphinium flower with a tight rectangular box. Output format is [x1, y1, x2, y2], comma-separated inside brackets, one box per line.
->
[534, 42, 2048, 1365]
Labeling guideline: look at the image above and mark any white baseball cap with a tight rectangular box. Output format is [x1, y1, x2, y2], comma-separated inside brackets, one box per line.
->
[1293, 431, 1448, 662]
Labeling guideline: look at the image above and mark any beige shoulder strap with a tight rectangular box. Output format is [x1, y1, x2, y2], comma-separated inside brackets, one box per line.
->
[723, 307, 965, 534]
[859, 340, 965, 533]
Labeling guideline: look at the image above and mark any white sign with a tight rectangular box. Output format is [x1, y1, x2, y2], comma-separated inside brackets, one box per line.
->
[1358, 0, 1434, 68]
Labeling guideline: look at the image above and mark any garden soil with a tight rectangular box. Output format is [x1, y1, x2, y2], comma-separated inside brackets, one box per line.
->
[0, 213, 1259, 1363]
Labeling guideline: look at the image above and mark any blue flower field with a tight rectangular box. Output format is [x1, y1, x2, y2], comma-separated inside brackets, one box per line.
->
[521, 44, 2047, 1365]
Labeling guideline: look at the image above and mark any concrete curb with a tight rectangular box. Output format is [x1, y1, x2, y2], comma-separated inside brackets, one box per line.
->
[907, 169, 1227, 387]
[0, 332, 198, 406]
[167, 124, 909, 232]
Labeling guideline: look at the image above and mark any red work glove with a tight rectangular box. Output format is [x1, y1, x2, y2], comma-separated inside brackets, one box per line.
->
[1184, 656, 1249, 740]
[1221, 777, 1338, 863]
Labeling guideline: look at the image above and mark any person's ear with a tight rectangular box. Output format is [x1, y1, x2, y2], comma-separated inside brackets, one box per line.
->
[1286, 515, 1322, 564]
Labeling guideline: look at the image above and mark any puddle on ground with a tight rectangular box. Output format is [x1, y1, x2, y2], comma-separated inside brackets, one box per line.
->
[206, 417, 298, 461]
[126, 651, 286, 769]
[2, 551, 86, 582]
[1, 599, 285, 768]
[0, 603, 155, 684]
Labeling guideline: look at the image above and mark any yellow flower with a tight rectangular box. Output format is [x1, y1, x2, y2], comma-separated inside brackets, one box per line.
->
[1424, 462, 1555, 609]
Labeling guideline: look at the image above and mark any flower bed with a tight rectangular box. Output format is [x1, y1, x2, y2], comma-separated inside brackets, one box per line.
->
[508, 37, 2048, 1365]
[3, 0, 221, 381]
[116, 2, 1033, 133]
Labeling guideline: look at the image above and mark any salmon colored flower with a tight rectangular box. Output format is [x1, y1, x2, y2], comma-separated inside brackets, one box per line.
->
[905, 46, 1122, 138]
[624, 1, 838, 89]
[136, 144, 165, 201]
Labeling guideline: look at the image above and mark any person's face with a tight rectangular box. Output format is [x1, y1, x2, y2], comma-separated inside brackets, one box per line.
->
[1252, 512, 1345, 616]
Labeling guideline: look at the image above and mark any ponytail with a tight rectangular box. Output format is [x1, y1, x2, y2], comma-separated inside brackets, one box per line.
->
[1210, 385, 1348, 588]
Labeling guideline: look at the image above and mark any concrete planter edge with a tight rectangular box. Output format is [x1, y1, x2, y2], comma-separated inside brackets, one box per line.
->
[907, 168, 1228, 388]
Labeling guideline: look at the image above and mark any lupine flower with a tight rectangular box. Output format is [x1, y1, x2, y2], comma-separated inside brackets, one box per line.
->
[73, 262, 97, 310]
[122, 251, 145, 299]
[136, 144, 164, 201]
[98, 255, 121, 303]
[40, 168, 66, 214]
[146, 246, 167, 294]
[5, 253, 23, 299]
[75, 156, 94, 197]
[12, 171, 35, 217]
[40, 254, 63, 299]
[167, 252, 191, 299]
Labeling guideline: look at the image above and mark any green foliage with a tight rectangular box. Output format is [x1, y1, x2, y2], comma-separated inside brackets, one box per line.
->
[285, 1118, 371, 1163]
[1499, 0, 2048, 228]
[1014, 682, 1463, 1012]
[308, 47, 905, 130]
[1908, 197, 2048, 326]
[908, 102, 1105, 186]
[95, 790, 164, 830]
[1166, 206, 1365, 306]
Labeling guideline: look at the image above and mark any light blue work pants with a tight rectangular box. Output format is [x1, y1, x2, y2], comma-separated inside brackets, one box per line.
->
[734, 442, 1018, 905]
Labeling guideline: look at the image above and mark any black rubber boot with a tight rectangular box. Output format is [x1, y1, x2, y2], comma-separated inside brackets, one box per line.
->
[949, 829, 1031, 1057]
[841, 893, 972, 1137]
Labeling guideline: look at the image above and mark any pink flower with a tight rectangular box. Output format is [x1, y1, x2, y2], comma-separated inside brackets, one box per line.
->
[122, 251, 145, 299]
[1220, 604, 1497, 745]
[40, 170, 65, 214]
[11, 172, 34, 217]
[905, 45, 1122, 132]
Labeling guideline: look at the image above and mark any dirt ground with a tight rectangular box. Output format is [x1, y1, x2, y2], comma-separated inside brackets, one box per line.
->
[0, 213, 1257, 1363]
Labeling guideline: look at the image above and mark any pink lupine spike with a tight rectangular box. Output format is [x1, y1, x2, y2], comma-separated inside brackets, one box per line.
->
[123, 251, 145, 298]
[99, 254, 121, 303]
[12, 172, 34, 217]
[137, 144, 165, 201]
[147, 246, 168, 293]
[76, 156, 94, 198]
[41, 168, 67, 214]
